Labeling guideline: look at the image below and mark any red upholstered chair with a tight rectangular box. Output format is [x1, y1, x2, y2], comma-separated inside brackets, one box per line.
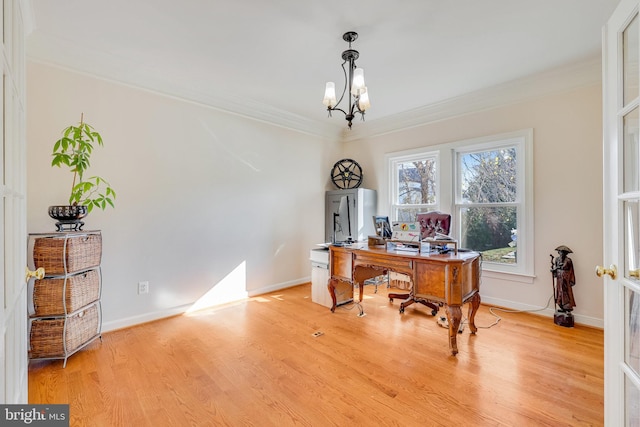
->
[388, 211, 452, 315]
[417, 211, 451, 240]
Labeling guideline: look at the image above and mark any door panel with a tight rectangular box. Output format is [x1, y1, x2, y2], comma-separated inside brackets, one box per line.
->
[1, 0, 28, 404]
[627, 288, 640, 375]
[623, 107, 639, 193]
[604, 0, 640, 424]
[624, 14, 639, 105]
[626, 374, 640, 425]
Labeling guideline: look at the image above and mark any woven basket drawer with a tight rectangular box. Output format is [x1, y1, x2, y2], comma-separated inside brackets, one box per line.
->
[30, 303, 100, 358]
[33, 233, 102, 275]
[33, 269, 100, 316]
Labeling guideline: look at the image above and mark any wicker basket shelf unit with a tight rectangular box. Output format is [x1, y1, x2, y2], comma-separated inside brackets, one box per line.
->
[33, 231, 101, 275]
[32, 268, 101, 316]
[29, 302, 101, 359]
[27, 230, 103, 367]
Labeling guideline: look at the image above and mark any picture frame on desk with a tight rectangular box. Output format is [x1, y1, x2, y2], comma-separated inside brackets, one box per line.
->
[372, 216, 392, 239]
[386, 221, 421, 252]
[390, 221, 421, 243]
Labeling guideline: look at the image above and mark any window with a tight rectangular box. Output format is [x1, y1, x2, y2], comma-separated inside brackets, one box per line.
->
[389, 151, 439, 221]
[387, 129, 533, 277]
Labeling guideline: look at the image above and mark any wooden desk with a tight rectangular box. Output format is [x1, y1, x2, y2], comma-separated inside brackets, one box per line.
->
[328, 244, 481, 355]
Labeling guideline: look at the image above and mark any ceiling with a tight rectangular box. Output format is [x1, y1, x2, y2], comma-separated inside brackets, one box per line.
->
[26, 0, 620, 138]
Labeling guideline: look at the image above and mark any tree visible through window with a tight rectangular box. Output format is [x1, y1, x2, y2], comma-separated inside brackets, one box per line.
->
[392, 155, 437, 221]
[458, 147, 518, 264]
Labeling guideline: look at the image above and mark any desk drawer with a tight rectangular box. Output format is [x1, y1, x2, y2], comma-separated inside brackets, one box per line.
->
[353, 252, 413, 274]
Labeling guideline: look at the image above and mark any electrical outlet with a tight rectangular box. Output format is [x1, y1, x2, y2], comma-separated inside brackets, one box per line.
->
[138, 281, 149, 295]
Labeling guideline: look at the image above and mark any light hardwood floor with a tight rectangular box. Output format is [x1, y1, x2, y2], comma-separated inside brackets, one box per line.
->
[29, 283, 604, 427]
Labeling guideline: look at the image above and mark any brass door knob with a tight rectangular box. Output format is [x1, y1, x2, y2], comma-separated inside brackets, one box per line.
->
[630, 269, 640, 279]
[25, 267, 45, 282]
[595, 264, 617, 280]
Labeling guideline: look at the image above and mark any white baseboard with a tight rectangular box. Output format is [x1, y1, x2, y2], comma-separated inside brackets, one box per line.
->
[101, 304, 192, 333]
[481, 296, 603, 329]
[247, 277, 310, 297]
[101, 277, 311, 333]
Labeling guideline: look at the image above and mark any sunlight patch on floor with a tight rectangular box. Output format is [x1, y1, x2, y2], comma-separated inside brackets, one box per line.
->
[185, 261, 249, 314]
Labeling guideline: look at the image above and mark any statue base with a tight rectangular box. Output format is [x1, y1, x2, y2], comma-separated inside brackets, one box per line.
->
[554, 311, 574, 328]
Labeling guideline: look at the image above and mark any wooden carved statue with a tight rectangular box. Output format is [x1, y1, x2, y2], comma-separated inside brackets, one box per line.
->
[550, 245, 576, 327]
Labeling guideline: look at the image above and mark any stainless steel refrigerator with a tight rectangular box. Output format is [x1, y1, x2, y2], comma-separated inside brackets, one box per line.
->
[325, 188, 377, 244]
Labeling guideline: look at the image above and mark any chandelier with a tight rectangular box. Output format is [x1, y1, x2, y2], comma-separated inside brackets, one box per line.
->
[322, 31, 371, 129]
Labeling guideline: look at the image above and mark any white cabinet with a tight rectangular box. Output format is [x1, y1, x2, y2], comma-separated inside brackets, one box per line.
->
[310, 247, 353, 308]
[310, 248, 330, 308]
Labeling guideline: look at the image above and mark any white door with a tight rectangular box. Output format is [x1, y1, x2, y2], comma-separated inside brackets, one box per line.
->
[0, 0, 29, 404]
[602, 0, 640, 424]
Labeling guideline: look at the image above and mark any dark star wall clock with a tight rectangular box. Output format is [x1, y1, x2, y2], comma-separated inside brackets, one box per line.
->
[330, 158, 363, 189]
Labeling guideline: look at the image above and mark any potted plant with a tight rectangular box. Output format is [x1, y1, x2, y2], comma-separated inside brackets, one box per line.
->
[49, 114, 116, 231]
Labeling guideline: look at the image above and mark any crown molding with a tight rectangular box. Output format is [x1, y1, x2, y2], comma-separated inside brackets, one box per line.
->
[27, 52, 601, 144]
[187, 88, 341, 139]
[342, 56, 602, 142]
[26, 57, 342, 141]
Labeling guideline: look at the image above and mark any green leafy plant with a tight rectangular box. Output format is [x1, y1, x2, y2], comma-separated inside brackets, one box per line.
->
[51, 114, 116, 213]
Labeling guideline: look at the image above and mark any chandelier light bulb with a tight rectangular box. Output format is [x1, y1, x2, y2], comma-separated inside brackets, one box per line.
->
[358, 87, 370, 111]
[323, 82, 337, 108]
[351, 68, 365, 95]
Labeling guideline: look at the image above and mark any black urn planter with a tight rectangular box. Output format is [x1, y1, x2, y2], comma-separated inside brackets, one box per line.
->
[48, 205, 88, 232]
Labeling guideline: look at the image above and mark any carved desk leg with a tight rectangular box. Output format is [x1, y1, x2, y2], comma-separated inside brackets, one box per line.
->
[467, 292, 481, 334]
[445, 305, 462, 355]
[328, 278, 338, 313]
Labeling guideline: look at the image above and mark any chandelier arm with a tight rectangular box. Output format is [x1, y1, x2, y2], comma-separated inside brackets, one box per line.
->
[347, 58, 356, 118]
[331, 60, 349, 110]
[328, 106, 347, 116]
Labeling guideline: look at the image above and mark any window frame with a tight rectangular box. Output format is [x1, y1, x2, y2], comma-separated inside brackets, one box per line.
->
[388, 149, 440, 221]
[386, 129, 534, 279]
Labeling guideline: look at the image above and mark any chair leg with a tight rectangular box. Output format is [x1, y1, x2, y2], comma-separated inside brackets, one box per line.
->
[388, 276, 415, 314]
[416, 299, 440, 316]
[399, 296, 416, 313]
[393, 295, 440, 316]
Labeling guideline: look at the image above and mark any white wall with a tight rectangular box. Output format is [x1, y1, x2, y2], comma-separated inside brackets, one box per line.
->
[26, 62, 342, 330]
[26, 61, 605, 329]
[343, 84, 604, 327]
